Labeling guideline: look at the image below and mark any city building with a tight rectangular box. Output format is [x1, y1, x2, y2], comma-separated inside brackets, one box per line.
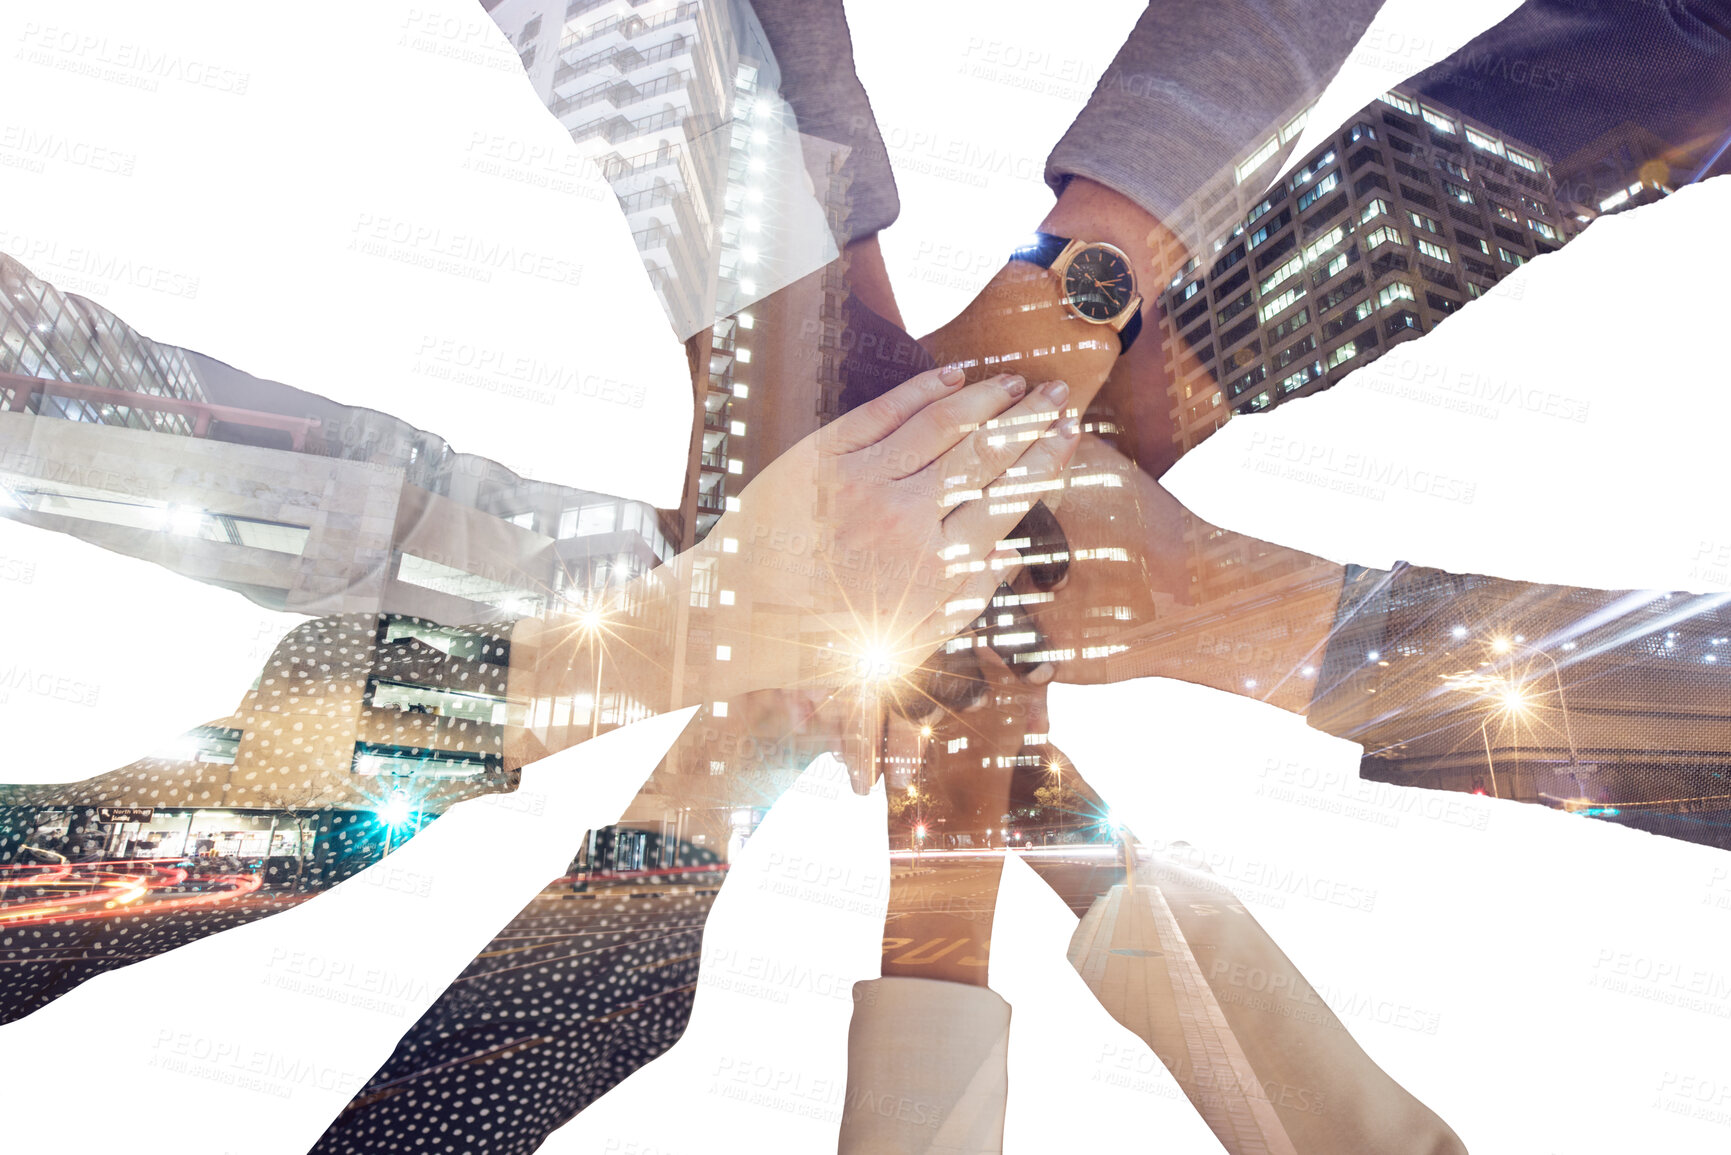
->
[1141, 87, 1571, 602]
[0, 251, 683, 879]
[0, 0, 868, 874]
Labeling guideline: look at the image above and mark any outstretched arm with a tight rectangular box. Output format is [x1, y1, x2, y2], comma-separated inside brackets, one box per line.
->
[504, 362, 1081, 768]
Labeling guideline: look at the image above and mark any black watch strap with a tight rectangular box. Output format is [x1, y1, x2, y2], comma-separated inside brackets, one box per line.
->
[1008, 232, 1142, 353]
[1118, 306, 1143, 352]
[1011, 232, 1070, 269]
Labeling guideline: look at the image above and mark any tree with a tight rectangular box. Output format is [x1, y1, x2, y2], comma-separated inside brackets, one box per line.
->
[1033, 776, 1103, 835]
[254, 783, 342, 888]
[887, 782, 951, 844]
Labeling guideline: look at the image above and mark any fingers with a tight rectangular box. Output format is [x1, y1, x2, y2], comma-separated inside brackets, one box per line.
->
[928, 379, 1072, 509]
[866, 372, 1034, 478]
[937, 412, 1081, 575]
[824, 362, 967, 455]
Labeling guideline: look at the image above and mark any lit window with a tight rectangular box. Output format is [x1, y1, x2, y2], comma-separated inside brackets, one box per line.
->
[1302, 226, 1345, 264]
[1349, 122, 1376, 143]
[1598, 189, 1630, 212]
[727, 458, 743, 474]
[1258, 254, 1303, 294]
[1416, 238, 1451, 263]
[1280, 109, 1310, 142]
[1497, 247, 1525, 266]
[1359, 198, 1391, 223]
[1442, 181, 1475, 204]
[1258, 286, 1306, 323]
[733, 382, 749, 399]
[722, 537, 738, 553]
[1407, 211, 1440, 233]
[1379, 91, 1418, 115]
[1506, 149, 1541, 173]
[735, 347, 751, 364]
[1376, 281, 1416, 308]
[1494, 203, 1521, 222]
[1296, 170, 1340, 210]
[730, 420, 745, 435]
[737, 312, 754, 329]
[724, 495, 741, 512]
[719, 589, 735, 605]
[1277, 360, 1320, 394]
[1235, 136, 1280, 184]
[1181, 280, 1201, 301]
[1325, 251, 1350, 277]
[1364, 225, 1403, 250]
[1465, 127, 1504, 156]
[1528, 219, 1558, 240]
[712, 701, 728, 717]
[1325, 341, 1360, 369]
[715, 645, 731, 661]
[1419, 106, 1455, 134]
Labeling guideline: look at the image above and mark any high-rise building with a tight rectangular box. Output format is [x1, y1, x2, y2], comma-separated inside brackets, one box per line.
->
[1142, 87, 1570, 602]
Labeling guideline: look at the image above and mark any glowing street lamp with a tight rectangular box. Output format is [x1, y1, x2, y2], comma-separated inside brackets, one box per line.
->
[378, 789, 418, 857]
[852, 640, 903, 792]
[577, 604, 609, 741]
[854, 643, 899, 682]
[1491, 636, 1581, 769]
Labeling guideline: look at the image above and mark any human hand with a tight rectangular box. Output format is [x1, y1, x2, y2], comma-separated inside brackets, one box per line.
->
[1005, 433, 1190, 684]
[704, 362, 1083, 696]
[921, 260, 1120, 414]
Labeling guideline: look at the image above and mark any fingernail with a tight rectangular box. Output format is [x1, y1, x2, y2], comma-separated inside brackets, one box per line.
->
[1057, 416, 1080, 438]
[1001, 373, 1027, 397]
[1042, 379, 1069, 405]
[939, 364, 966, 386]
[1028, 662, 1056, 685]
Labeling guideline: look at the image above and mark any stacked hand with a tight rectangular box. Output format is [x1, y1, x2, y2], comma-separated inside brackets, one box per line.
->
[704, 362, 1082, 697]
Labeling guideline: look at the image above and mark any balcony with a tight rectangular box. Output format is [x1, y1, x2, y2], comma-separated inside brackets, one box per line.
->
[566, 0, 656, 21]
[560, 3, 696, 54]
[551, 69, 690, 120]
[554, 31, 690, 92]
[571, 106, 685, 148]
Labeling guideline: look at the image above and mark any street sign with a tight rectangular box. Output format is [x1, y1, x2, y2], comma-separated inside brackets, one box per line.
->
[98, 807, 155, 823]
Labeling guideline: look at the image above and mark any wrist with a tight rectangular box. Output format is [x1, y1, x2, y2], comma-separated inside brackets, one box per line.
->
[920, 261, 1118, 410]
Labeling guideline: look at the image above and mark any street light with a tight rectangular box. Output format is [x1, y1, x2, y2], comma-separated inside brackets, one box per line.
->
[576, 603, 609, 742]
[1491, 636, 1582, 773]
[853, 641, 902, 791]
[378, 789, 418, 857]
[1454, 635, 1583, 801]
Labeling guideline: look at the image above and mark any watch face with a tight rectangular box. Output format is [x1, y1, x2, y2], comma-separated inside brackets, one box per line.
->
[1063, 244, 1134, 321]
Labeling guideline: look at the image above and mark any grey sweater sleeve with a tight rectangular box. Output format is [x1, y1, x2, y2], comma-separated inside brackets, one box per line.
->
[1047, 0, 1388, 222]
[748, 0, 901, 243]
